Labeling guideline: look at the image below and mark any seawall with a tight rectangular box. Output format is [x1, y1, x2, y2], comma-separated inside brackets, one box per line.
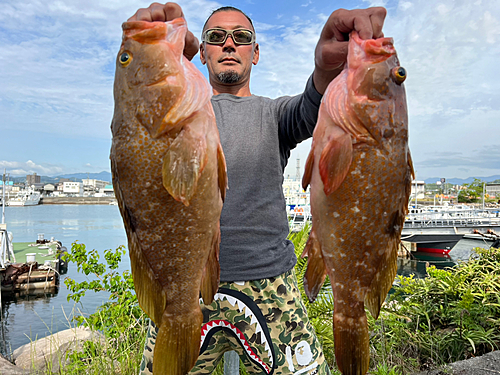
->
[40, 197, 117, 205]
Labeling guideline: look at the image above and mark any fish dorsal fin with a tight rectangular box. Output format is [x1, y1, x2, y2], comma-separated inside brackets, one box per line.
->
[217, 143, 228, 202]
[319, 132, 353, 195]
[302, 146, 315, 191]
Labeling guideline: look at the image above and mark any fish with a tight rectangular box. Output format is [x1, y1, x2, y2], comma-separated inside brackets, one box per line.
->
[301, 32, 414, 375]
[110, 18, 227, 375]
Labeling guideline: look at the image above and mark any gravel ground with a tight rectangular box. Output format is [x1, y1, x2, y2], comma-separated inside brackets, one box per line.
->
[414, 350, 500, 375]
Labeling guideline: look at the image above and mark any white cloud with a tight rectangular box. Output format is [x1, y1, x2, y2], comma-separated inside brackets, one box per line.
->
[0, 160, 64, 177]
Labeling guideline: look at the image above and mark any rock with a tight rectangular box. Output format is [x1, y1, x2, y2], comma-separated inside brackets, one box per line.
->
[0, 355, 30, 374]
[414, 350, 500, 374]
[12, 326, 104, 373]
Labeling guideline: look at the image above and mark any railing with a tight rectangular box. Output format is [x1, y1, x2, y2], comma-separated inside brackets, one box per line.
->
[405, 208, 500, 229]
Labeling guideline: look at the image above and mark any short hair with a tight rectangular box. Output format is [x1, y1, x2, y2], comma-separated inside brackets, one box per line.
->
[202, 6, 255, 33]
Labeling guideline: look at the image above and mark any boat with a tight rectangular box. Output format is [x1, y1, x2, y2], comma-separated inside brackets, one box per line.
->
[0, 232, 67, 293]
[7, 186, 41, 206]
[401, 233, 464, 255]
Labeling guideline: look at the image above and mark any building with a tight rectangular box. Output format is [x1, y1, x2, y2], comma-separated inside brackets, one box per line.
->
[82, 179, 109, 190]
[26, 173, 41, 185]
[410, 180, 425, 199]
[486, 183, 500, 199]
[62, 182, 83, 196]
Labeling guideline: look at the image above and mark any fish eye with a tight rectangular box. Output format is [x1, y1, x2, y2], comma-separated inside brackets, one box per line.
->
[392, 66, 406, 84]
[119, 52, 132, 66]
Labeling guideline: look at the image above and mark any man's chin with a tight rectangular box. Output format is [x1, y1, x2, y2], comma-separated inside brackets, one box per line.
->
[217, 70, 241, 84]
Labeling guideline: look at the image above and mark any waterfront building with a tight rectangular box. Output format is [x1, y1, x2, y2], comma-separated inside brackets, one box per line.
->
[26, 173, 41, 185]
[486, 183, 500, 199]
[411, 180, 425, 199]
[62, 182, 84, 196]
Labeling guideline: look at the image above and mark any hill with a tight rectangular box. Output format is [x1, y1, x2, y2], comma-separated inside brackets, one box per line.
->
[9, 171, 112, 184]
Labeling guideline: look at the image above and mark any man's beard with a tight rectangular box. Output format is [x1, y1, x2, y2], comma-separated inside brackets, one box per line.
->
[217, 70, 241, 84]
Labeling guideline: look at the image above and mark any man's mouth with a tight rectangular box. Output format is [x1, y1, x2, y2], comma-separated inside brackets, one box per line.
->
[219, 57, 239, 63]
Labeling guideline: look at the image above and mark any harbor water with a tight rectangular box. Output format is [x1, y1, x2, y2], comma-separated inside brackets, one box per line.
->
[0, 204, 128, 357]
[0, 205, 494, 357]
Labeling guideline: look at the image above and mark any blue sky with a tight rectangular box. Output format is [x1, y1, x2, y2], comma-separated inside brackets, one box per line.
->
[1, 0, 499, 181]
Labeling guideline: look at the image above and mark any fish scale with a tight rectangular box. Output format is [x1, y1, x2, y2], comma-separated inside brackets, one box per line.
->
[302, 31, 413, 375]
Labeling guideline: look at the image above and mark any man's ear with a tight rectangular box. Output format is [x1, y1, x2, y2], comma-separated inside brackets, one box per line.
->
[252, 43, 260, 65]
[200, 43, 206, 65]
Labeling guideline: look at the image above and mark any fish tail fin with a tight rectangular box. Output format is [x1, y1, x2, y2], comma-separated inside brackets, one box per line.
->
[334, 311, 369, 375]
[365, 238, 399, 319]
[200, 228, 221, 305]
[153, 308, 203, 375]
[319, 132, 353, 195]
[162, 118, 208, 206]
[303, 230, 327, 302]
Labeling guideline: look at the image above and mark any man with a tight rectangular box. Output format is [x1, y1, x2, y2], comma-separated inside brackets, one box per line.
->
[128, 3, 386, 374]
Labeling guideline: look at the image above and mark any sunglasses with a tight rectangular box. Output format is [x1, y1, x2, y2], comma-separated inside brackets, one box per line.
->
[202, 28, 255, 45]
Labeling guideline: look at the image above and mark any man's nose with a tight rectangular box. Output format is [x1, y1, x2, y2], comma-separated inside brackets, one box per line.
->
[222, 34, 236, 50]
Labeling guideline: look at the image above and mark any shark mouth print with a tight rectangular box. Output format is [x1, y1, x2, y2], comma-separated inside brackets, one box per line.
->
[199, 288, 276, 375]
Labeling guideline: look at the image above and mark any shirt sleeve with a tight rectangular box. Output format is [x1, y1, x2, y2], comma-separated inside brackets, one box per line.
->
[275, 75, 323, 171]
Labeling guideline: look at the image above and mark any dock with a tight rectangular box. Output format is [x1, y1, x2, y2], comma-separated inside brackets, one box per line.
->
[0, 235, 67, 293]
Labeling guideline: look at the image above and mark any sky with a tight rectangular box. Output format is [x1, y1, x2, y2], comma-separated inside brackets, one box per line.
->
[1, 0, 499, 181]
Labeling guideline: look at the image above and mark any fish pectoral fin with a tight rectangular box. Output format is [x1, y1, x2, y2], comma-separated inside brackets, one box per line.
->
[365, 239, 399, 320]
[154, 308, 203, 375]
[303, 230, 327, 303]
[200, 228, 221, 305]
[217, 143, 228, 202]
[319, 132, 353, 196]
[162, 125, 208, 206]
[302, 146, 315, 191]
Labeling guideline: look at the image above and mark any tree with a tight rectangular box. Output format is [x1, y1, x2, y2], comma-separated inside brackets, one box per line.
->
[458, 178, 484, 203]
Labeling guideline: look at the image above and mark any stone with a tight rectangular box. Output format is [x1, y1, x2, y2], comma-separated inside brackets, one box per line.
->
[0, 355, 30, 374]
[12, 326, 104, 373]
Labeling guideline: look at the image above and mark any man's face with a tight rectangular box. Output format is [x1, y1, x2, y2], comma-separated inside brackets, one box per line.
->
[200, 11, 259, 86]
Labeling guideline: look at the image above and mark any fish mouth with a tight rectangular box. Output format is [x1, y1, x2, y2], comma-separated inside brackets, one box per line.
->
[200, 288, 275, 374]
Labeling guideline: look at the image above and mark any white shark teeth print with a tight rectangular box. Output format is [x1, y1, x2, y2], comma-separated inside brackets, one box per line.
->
[200, 291, 274, 367]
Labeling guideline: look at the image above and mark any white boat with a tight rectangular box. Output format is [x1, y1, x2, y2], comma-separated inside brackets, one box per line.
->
[7, 187, 41, 206]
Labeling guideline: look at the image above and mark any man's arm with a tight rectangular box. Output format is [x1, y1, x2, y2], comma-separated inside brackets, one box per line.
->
[313, 7, 387, 94]
[128, 2, 199, 61]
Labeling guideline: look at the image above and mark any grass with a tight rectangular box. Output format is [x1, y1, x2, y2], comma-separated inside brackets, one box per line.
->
[17, 230, 500, 375]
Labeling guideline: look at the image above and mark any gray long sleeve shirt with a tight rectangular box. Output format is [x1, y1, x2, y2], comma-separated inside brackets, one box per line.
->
[211, 76, 322, 281]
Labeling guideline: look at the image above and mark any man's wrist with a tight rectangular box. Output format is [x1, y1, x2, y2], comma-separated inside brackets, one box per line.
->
[312, 65, 344, 95]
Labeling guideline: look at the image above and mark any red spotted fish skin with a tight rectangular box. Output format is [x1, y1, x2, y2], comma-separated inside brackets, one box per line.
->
[110, 18, 227, 375]
[302, 32, 413, 375]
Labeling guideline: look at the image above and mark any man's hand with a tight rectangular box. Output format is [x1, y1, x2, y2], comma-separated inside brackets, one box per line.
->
[313, 7, 387, 94]
[128, 2, 199, 61]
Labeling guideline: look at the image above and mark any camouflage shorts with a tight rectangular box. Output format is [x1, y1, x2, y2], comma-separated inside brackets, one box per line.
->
[140, 269, 330, 375]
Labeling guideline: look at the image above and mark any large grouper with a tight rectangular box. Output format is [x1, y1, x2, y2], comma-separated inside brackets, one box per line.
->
[302, 32, 414, 375]
[110, 18, 227, 375]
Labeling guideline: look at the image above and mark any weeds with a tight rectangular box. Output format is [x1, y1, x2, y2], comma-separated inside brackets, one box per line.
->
[45, 232, 499, 375]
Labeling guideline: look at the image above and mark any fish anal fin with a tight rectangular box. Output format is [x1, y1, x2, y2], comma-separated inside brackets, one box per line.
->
[162, 122, 208, 206]
[319, 132, 353, 196]
[334, 311, 369, 375]
[302, 147, 315, 191]
[365, 239, 398, 320]
[200, 228, 221, 305]
[154, 308, 203, 375]
[303, 230, 327, 303]
[217, 143, 228, 203]
[111, 160, 166, 325]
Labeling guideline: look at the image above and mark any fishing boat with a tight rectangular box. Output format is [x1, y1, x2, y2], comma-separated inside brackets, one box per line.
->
[7, 186, 41, 206]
